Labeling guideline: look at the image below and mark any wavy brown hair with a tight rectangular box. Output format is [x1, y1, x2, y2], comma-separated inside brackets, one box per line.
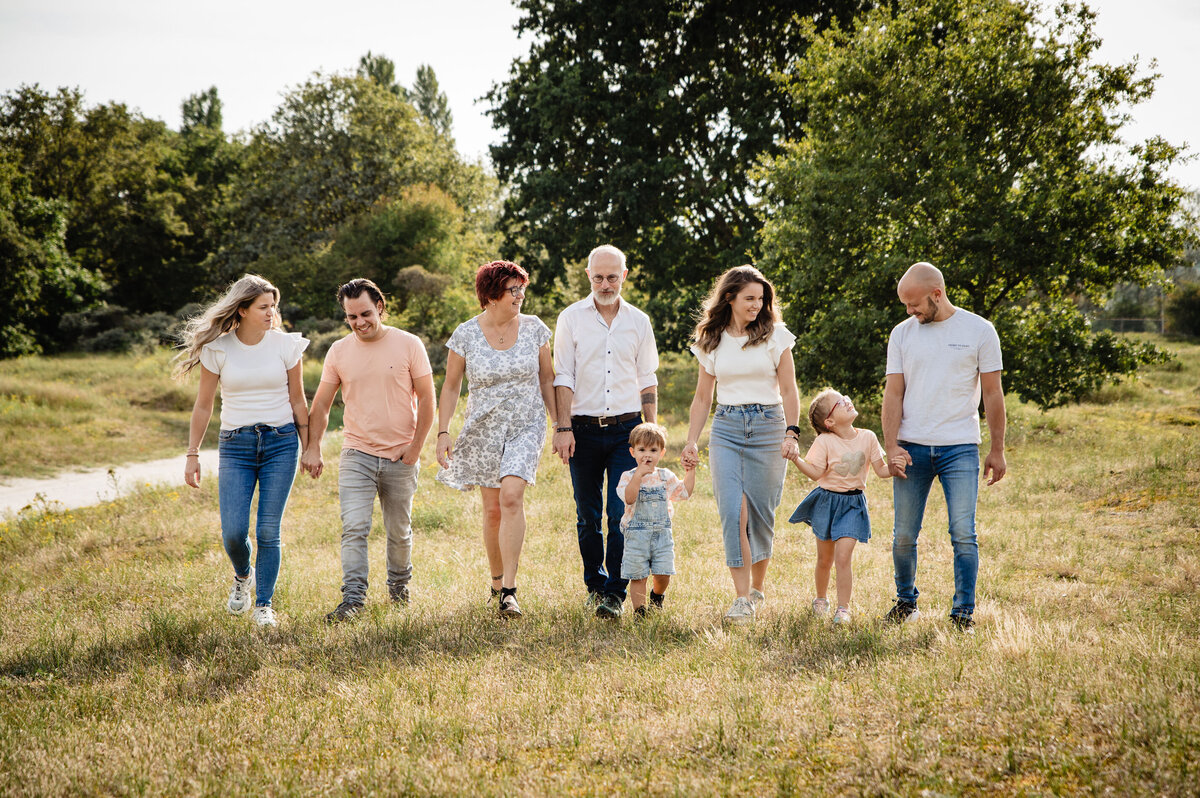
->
[691, 265, 780, 354]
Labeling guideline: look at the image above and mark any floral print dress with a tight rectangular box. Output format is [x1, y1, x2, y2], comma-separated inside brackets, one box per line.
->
[436, 314, 551, 490]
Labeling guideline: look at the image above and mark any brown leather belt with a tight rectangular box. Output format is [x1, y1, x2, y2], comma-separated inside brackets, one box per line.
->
[571, 412, 640, 428]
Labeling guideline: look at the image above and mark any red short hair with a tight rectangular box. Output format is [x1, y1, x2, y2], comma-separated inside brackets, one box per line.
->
[475, 260, 529, 308]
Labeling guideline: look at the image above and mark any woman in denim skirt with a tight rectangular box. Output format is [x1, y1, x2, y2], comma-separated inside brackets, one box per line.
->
[176, 275, 310, 628]
[681, 266, 802, 626]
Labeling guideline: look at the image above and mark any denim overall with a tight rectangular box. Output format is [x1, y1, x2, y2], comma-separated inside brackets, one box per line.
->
[621, 471, 676, 580]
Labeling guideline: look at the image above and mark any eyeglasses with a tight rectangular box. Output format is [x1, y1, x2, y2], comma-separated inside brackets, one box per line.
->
[503, 285, 527, 298]
[825, 395, 852, 421]
[589, 274, 622, 285]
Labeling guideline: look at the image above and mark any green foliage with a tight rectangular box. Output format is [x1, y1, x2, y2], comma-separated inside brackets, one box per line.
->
[412, 65, 453, 139]
[488, 0, 866, 349]
[0, 159, 106, 357]
[1166, 281, 1200, 336]
[757, 0, 1192, 408]
[357, 52, 405, 98]
[218, 74, 496, 317]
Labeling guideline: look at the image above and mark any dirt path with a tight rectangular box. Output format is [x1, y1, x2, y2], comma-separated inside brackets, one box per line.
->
[0, 450, 220, 516]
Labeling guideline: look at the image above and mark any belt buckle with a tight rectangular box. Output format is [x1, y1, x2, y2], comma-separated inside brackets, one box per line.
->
[597, 415, 611, 428]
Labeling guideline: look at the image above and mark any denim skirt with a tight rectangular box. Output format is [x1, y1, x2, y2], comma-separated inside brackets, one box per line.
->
[709, 403, 786, 568]
[789, 486, 871, 543]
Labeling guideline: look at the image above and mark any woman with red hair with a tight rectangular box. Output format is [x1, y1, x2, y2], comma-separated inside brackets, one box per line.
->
[436, 261, 558, 618]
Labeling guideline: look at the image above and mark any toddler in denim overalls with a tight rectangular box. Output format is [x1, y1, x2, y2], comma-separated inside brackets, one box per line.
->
[617, 423, 696, 617]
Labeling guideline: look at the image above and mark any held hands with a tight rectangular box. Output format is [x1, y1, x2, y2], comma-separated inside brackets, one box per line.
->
[781, 436, 800, 463]
[887, 445, 912, 479]
[680, 441, 699, 471]
[300, 447, 324, 479]
[436, 434, 454, 468]
[552, 429, 575, 465]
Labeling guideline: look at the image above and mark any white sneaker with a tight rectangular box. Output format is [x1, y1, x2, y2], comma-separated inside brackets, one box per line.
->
[832, 607, 851, 625]
[812, 597, 829, 616]
[749, 588, 765, 610]
[251, 606, 277, 627]
[723, 596, 756, 626]
[227, 568, 255, 614]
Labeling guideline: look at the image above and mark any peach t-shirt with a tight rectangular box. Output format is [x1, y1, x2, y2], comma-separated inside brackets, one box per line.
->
[805, 428, 886, 492]
[320, 327, 432, 460]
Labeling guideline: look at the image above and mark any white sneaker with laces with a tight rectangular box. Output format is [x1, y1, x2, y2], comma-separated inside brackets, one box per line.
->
[723, 596, 756, 626]
[749, 588, 765, 610]
[812, 597, 829, 616]
[227, 568, 255, 614]
[252, 606, 277, 627]
[832, 606, 851, 625]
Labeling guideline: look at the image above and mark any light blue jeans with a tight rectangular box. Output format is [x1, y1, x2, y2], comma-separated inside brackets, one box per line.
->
[892, 442, 980, 617]
[709, 403, 786, 568]
[338, 448, 419, 605]
[217, 423, 299, 608]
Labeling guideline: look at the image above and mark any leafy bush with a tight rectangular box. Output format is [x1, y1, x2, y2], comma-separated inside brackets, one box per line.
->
[1166, 282, 1200, 337]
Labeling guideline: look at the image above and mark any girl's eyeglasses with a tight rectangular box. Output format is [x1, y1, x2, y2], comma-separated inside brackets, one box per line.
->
[825, 395, 852, 421]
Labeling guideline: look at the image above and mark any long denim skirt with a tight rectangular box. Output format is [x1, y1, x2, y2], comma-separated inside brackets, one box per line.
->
[709, 403, 787, 568]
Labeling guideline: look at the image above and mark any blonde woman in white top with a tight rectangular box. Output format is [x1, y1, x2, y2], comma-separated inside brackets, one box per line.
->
[175, 275, 310, 627]
[681, 265, 802, 626]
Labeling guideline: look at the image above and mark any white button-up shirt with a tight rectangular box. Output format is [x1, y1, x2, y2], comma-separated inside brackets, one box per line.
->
[553, 295, 659, 417]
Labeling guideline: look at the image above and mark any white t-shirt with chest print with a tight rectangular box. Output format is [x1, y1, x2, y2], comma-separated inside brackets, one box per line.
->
[885, 308, 1003, 446]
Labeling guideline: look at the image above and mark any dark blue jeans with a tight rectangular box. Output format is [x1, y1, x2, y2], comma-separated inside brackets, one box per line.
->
[217, 423, 299, 607]
[568, 415, 641, 600]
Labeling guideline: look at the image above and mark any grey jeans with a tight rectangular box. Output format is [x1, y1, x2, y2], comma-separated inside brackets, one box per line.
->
[338, 448, 419, 604]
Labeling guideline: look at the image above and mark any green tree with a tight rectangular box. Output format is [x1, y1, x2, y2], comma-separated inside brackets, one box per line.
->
[218, 74, 495, 315]
[358, 52, 405, 98]
[0, 85, 193, 314]
[757, 0, 1190, 408]
[412, 64, 453, 139]
[488, 0, 866, 349]
[0, 160, 106, 357]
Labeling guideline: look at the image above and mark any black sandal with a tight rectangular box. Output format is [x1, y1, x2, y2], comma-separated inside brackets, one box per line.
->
[498, 586, 522, 618]
[489, 575, 503, 602]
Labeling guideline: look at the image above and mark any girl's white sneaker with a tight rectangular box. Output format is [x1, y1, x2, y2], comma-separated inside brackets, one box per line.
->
[812, 597, 829, 616]
[832, 607, 851, 625]
[251, 606, 277, 627]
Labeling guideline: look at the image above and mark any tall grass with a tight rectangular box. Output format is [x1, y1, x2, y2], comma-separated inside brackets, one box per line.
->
[0, 337, 1198, 795]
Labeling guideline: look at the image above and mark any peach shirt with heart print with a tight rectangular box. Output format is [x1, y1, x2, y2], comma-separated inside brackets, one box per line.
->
[804, 428, 887, 492]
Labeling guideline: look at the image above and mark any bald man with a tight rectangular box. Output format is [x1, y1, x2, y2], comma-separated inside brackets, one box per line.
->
[881, 262, 1007, 633]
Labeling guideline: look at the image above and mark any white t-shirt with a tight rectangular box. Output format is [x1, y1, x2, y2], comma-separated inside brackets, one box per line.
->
[552, 296, 659, 416]
[885, 308, 1002, 446]
[200, 329, 309, 430]
[690, 322, 796, 406]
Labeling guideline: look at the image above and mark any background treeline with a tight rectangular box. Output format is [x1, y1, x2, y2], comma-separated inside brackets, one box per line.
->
[2, 0, 1198, 408]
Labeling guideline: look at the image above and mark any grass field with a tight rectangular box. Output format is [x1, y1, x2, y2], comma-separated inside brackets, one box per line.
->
[1, 338, 1198, 795]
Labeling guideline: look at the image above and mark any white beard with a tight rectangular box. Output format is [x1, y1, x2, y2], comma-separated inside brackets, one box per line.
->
[593, 292, 620, 307]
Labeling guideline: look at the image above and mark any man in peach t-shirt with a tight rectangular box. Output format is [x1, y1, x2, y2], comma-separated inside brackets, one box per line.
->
[302, 278, 435, 622]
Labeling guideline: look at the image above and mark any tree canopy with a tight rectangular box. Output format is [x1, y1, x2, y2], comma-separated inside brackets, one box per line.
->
[757, 0, 1192, 408]
[488, 0, 867, 348]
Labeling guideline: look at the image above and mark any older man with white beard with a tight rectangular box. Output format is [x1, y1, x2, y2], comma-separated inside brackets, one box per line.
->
[552, 245, 660, 619]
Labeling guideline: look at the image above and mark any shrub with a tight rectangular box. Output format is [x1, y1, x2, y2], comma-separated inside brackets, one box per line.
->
[1166, 282, 1200, 337]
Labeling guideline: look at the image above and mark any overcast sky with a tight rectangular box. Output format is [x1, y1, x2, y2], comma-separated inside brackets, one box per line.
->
[1, 0, 1196, 188]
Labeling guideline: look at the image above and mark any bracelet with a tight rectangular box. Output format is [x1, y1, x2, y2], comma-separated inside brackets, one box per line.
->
[786, 425, 802, 436]
[786, 433, 800, 441]
[438, 431, 450, 436]
[186, 453, 199, 458]
[555, 426, 572, 433]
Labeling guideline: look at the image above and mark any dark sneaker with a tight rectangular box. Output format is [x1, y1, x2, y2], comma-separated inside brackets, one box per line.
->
[950, 614, 975, 634]
[595, 593, 623, 619]
[498, 588, 522, 618]
[324, 600, 363, 623]
[585, 591, 603, 610]
[634, 605, 648, 619]
[389, 584, 410, 606]
[649, 590, 665, 610]
[885, 599, 920, 624]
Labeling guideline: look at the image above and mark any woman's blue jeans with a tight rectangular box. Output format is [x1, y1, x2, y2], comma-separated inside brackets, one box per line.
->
[217, 423, 299, 607]
[891, 442, 979, 617]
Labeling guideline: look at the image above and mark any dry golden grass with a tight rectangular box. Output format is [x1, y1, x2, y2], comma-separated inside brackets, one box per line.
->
[1, 338, 1198, 796]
